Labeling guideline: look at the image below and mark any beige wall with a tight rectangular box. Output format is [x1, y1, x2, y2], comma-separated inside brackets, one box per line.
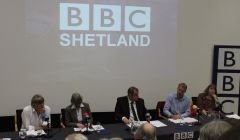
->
[177, 0, 240, 113]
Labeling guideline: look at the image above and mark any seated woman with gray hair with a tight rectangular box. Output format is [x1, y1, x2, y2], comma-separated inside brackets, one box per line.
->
[64, 92, 92, 128]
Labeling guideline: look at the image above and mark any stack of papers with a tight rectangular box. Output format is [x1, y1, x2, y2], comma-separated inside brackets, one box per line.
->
[127, 121, 167, 128]
[26, 130, 46, 137]
[74, 125, 104, 132]
[168, 117, 198, 124]
[226, 114, 240, 119]
[150, 120, 167, 127]
[92, 125, 105, 131]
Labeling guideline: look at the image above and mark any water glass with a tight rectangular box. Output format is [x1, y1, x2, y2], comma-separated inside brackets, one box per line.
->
[19, 128, 27, 139]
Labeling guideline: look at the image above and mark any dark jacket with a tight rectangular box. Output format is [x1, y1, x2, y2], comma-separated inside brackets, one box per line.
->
[65, 102, 91, 127]
[115, 96, 147, 121]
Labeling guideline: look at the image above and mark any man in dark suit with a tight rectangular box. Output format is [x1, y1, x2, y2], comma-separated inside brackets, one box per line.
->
[115, 87, 148, 124]
[65, 93, 91, 128]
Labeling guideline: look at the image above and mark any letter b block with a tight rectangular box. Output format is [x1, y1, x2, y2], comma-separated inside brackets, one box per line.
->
[93, 5, 121, 31]
[218, 48, 240, 70]
[60, 3, 89, 30]
[217, 73, 240, 94]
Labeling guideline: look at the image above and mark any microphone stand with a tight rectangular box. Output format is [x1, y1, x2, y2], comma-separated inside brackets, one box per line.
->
[83, 117, 92, 135]
[45, 117, 51, 138]
[196, 109, 201, 125]
[41, 116, 51, 138]
[145, 113, 151, 123]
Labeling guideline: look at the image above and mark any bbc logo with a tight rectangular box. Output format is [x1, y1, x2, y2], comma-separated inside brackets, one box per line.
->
[217, 48, 240, 70]
[174, 131, 194, 140]
[215, 48, 240, 94]
[59, 3, 151, 32]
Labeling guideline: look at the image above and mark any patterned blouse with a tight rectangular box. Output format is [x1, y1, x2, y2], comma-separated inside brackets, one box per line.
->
[197, 93, 216, 111]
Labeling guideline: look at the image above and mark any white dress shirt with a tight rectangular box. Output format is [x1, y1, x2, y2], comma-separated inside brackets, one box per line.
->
[21, 105, 51, 130]
[128, 98, 140, 121]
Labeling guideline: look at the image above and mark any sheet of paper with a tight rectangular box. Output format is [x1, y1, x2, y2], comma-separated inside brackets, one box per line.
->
[126, 121, 167, 128]
[26, 130, 46, 137]
[226, 114, 240, 120]
[169, 117, 198, 124]
[126, 121, 144, 128]
[92, 125, 104, 131]
[74, 127, 94, 132]
[150, 120, 167, 127]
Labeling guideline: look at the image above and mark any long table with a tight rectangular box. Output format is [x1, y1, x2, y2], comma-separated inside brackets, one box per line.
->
[0, 119, 203, 140]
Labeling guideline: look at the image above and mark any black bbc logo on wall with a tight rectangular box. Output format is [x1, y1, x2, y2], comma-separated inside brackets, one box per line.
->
[212, 45, 240, 115]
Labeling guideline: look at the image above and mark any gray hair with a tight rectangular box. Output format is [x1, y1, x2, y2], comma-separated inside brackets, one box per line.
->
[31, 94, 44, 106]
[99, 138, 123, 140]
[65, 134, 88, 140]
[134, 123, 157, 140]
[199, 120, 232, 140]
[71, 92, 83, 105]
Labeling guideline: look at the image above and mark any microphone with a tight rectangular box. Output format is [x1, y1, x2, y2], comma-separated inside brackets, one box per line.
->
[212, 94, 220, 106]
[192, 105, 201, 113]
[83, 112, 90, 123]
[41, 112, 51, 137]
[192, 105, 199, 110]
[41, 112, 49, 122]
[83, 112, 92, 135]
[145, 113, 152, 123]
[192, 105, 201, 125]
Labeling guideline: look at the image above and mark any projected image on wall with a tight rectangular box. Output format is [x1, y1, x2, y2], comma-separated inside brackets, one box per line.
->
[2, 0, 178, 111]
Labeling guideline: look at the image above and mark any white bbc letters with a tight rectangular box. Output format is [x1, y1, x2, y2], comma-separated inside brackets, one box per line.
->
[60, 3, 89, 30]
[60, 3, 150, 32]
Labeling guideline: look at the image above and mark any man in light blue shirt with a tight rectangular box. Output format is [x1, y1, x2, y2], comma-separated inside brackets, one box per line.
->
[163, 83, 191, 119]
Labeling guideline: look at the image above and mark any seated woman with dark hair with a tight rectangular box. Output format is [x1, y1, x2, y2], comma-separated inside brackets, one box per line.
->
[197, 84, 219, 116]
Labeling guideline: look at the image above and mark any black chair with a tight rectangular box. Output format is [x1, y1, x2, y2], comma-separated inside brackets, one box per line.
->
[50, 113, 62, 128]
[155, 101, 167, 119]
[16, 109, 23, 131]
[61, 108, 66, 127]
[0, 116, 15, 132]
[92, 112, 118, 124]
[192, 97, 198, 105]
[148, 109, 156, 120]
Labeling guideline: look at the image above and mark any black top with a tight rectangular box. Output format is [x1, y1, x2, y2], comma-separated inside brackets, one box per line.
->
[114, 96, 147, 121]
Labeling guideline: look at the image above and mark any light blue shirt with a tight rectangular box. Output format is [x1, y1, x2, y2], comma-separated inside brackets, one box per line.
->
[163, 93, 191, 118]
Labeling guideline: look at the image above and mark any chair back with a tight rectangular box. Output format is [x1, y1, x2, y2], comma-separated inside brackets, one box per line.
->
[16, 109, 23, 131]
[51, 113, 62, 128]
[192, 97, 198, 105]
[148, 109, 156, 120]
[0, 116, 15, 132]
[155, 101, 166, 119]
[61, 108, 66, 126]
[92, 112, 118, 124]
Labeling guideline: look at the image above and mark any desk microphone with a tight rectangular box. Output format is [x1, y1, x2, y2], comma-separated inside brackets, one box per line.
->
[43, 113, 49, 122]
[192, 105, 201, 125]
[145, 113, 151, 123]
[192, 105, 199, 110]
[41, 112, 51, 137]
